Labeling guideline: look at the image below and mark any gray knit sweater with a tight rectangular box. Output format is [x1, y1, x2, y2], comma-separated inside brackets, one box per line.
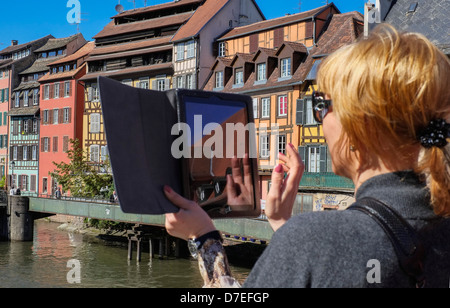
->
[244, 171, 450, 288]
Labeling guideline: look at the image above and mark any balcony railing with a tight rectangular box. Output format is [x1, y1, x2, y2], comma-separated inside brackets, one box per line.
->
[299, 172, 354, 191]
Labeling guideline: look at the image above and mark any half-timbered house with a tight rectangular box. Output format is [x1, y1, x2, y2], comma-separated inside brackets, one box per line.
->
[0, 36, 52, 184]
[8, 34, 86, 193]
[203, 5, 364, 212]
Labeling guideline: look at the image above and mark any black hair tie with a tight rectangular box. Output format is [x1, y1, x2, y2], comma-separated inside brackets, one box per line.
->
[418, 119, 450, 149]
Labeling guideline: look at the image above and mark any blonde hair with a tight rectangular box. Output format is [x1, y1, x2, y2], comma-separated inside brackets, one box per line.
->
[317, 24, 450, 216]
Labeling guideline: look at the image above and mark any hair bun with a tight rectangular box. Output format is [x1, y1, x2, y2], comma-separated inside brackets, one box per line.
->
[419, 119, 450, 149]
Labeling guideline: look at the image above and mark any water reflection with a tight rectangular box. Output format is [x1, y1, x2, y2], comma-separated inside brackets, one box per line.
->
[0, 220, 249, 288]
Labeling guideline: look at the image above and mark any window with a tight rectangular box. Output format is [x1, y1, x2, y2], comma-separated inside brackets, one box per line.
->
[43, 110, 49, 124]
[308, 147, 320, 173]
[261, 97, 270, 118]
[54, 83, 60, 98]
[155, 78, 169, 91]
[43, 137, 50, 152]
[23, 146, 28, 160]
[33, 119, 38, 133]
[63, 108, 70, 123]
[296, 98, 318, 125]
[32, 145, 37, 161]
[176, 43, 185, 61]
[298, 145, 331, 173]
[253, 98, 259, 119]
[13, 146, 18, 160]
[101, 146, 109, 162]
[257, 63, 266, 82]
[23, 120, 29, 133]
[260, 135, 270, 158]
[281, 58, 292, 78]
[278, 135, 287, 155]
[24, 90, 29, 107]
[218, 42, 227, 57]
[33, 89, 39, 105]
[53, 109, 59, 124]
[186, 74, 194, 89]
[90, 145, 100, 162]
[278, 95, 288, 117]
[15, 92, 20, 107]
[139, 78, 149, 89]
[305, 97, 317, 125]
[42, 178, 48, 193]
[64, 81, 71, 97]
[90, 84, 100, 102]
[215, 71, 224, 89]
[90, 113, 101, 133]
[44, 85, 50, 100]
[186, 40, 195, 58]
[235, 68, 244, 85]
[176, 76, 185, 89]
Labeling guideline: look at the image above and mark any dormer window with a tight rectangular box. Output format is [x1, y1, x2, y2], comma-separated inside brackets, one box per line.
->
[281, 58, 291, 78]
[215, 71, 224, 89]
[235, 68, 244, 86]
[257, 63, 267, 82]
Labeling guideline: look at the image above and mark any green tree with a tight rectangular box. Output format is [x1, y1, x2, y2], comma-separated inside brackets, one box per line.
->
[49, 138, 113, 198]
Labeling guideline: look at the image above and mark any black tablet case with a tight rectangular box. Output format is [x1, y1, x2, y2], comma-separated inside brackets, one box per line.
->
[99, 76, 260, 216]
[99, 76, 180, 215]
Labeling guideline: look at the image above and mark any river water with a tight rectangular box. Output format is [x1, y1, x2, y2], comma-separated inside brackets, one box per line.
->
[0, 220, 251, 288]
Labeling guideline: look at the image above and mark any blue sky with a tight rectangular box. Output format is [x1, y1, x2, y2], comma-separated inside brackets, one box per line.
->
[0, 0, 364, 48]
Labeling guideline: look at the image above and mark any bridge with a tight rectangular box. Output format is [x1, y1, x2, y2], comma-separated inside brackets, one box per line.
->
[0, 195, 274, 245]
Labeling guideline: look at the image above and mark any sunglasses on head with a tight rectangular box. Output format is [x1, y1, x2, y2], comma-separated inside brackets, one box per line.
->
[312, 91, 333, 124]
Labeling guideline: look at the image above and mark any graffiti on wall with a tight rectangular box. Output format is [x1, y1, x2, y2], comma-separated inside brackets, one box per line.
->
[314, 193, 354, 211]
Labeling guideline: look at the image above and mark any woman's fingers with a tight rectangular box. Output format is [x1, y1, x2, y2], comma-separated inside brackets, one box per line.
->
[267, 164, 285, 202]
[163, 186, 195, 210]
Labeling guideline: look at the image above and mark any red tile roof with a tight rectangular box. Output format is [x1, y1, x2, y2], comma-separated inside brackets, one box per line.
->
[112, 0, 204, 19]
[93, 12, 193, 40]
[203, 11, 364, 94]
[49, 41, 95, 66]
[171, 0, 230, 42]
[89, 36, 172, 57]
[218, 3, 337, 41]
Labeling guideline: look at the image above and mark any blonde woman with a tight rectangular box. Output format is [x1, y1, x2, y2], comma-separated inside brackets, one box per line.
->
[163, 24, 450, 288]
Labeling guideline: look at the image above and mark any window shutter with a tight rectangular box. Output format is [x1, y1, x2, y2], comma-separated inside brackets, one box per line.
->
[59, 108, 64, 124]
[53, 136, 58, 152]
[164, 78, 170, 90]
[296, 99, 305, 125]
[88, 87, 93, 101]
[68, 107, 72, 123]
[319, 145, 328, 173]
[18, 146, 23, 160]
[68, 82, 72, 96]
[298, 146, 308, 173]
[152, 80, 157, 90]
[5, 88, 8, 101]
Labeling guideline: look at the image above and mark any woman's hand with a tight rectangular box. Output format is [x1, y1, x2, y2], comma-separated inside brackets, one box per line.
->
[226, 154, 254, 211]
[164, 186, 216, 241]
[265, 143, 305, 232]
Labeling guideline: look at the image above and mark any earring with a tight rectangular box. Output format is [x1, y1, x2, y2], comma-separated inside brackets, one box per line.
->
[350, 145, 357, 152]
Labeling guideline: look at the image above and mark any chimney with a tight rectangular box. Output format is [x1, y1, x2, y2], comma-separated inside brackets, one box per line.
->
[11, 40, 18, 46]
